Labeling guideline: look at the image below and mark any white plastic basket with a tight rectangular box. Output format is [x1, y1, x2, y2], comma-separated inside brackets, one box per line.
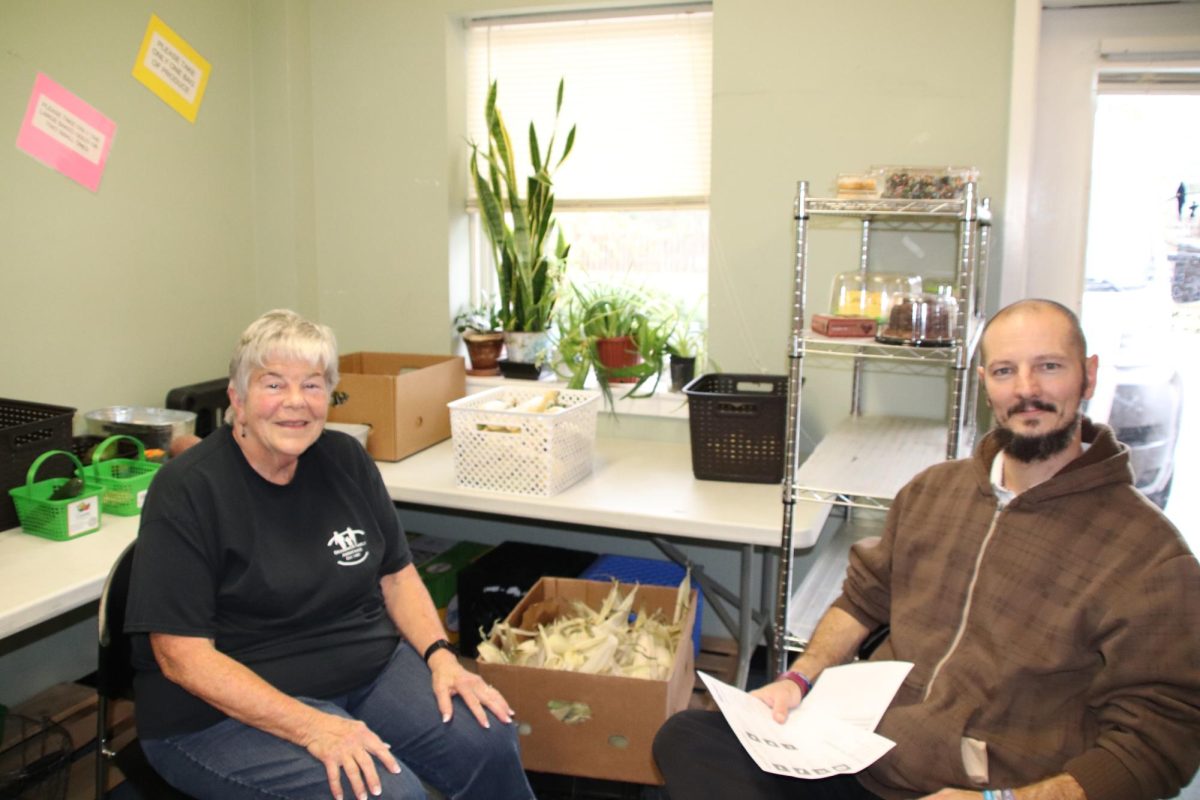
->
[447, 386, 601, 496]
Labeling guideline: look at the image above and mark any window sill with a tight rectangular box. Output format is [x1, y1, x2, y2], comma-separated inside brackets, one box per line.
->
[464, 374, 689, 420]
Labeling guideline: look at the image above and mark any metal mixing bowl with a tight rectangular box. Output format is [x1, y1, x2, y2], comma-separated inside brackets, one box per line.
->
[84, 406, 197, 453]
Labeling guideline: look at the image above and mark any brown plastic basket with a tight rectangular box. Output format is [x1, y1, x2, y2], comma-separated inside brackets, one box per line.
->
[682, 374, 787, 483]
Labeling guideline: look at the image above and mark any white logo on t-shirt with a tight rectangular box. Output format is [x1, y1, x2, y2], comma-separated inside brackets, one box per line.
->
[327, 527, 369, 566]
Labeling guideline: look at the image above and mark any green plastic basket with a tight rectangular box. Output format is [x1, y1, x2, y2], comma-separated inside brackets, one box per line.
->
[84, 434, 161, 516]
[7, 450, 103, 540]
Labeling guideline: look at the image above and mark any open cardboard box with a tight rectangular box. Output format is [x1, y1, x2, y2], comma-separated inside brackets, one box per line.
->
[477, 577, 697, 785]
[327, 353, 466, 461]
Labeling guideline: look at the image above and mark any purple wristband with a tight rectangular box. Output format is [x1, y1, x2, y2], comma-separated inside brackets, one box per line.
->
[779, 670, 812, 697]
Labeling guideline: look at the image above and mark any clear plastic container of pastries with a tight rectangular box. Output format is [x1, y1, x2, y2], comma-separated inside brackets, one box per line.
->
[876, 291, 958, 346]
[835, 172, 882, 199]
[830, 272, 922, 322]
[875, 166, 979, 200]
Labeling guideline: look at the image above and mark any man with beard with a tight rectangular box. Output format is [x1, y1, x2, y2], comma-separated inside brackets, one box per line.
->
[654, 299, 1200, 800]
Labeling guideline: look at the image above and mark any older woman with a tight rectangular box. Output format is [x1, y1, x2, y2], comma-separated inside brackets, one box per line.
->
[126, 309, 532, 800]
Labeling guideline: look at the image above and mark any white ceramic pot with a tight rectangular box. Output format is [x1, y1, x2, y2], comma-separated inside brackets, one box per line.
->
[502, 330, 552, 364]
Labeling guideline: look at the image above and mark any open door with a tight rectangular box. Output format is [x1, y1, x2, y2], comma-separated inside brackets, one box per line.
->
[1079, 89, 1198, 520]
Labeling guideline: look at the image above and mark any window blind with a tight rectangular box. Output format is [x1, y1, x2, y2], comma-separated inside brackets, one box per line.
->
[466, 6, 713, 204]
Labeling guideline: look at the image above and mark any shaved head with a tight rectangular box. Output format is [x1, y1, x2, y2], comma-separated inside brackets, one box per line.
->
[980, 299, 1088, 365]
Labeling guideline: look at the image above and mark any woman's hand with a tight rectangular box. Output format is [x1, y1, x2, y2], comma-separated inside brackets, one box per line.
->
[428, 649, 515, 727]
[750, 678, 805, 724]
[300, 711, 401, 800]
[917, 791, 982, 800]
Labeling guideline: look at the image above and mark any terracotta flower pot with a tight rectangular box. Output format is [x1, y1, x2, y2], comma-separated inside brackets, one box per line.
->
[463, 332, 505, 375]
[595, 336, 642, 383]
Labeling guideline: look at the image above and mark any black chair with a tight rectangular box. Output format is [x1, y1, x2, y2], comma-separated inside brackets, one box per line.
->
[164, 378, 229, 439]
[858, 623, 890, 660]
[96, 541, 195, 799]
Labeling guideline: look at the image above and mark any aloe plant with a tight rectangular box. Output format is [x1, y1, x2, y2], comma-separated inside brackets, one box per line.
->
[470, 80, 575, 333]
[553, 282, 678, 408]
[666, 297, 708, 361]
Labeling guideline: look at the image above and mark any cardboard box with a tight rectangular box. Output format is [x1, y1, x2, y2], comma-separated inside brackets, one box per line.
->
[328, 353, 466, 461]
[417, 540, 492, 644]
[811, 314, 877, 337]
[477, 577, 697, 785]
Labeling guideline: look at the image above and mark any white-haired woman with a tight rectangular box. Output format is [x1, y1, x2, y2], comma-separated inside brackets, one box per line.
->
[126, 309, 532, 800]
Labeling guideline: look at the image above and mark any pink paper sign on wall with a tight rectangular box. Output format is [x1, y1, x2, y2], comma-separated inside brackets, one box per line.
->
[16, 73, 116, 192]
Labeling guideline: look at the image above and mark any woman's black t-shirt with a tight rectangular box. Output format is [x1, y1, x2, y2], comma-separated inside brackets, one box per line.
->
[125, 427, 411, 738]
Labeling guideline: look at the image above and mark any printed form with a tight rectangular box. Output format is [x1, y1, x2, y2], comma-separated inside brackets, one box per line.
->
[699, 661, 913, 779]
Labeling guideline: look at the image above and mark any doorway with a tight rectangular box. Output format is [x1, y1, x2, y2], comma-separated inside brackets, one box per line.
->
[1080, 91, 1199, 541]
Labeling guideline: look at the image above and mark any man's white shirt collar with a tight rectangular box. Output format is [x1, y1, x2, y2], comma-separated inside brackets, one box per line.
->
[990, 441, 1092, 507]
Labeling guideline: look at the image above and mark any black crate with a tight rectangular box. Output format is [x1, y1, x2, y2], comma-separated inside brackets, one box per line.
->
[165, 377, 229, 438]
[682, 374, 787, 483]
[0, 399, 76, 532]
[457, 541, 597, 658]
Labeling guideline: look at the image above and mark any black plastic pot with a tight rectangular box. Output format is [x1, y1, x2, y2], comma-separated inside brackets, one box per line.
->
[669, 355, 697, 393]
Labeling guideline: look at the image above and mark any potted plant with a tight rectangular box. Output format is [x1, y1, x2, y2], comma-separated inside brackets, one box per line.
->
[454, 298, 505, 375]
[666, 299, 708, 392]
[553, 282, 676, 408]
[470, 79, 575, 378]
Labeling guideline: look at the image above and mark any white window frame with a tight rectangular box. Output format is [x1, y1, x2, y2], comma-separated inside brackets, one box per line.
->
[464, 5, 713, 309]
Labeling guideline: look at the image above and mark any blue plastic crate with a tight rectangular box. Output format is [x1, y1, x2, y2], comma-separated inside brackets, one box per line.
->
[579, 554, 703, 657]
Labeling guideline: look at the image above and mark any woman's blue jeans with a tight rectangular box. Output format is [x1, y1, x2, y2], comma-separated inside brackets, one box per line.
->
[141, 642, 533, 799]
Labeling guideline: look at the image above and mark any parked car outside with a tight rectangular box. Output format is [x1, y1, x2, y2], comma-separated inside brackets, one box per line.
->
[1082, 275, 1183, 509]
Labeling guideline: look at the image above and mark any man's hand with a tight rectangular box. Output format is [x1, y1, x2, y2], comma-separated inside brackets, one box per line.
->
[750, 678, 805, 724]
[300, 711, 401, 800]
[428, 649, 515, 727]
[748, 606, 871, 724]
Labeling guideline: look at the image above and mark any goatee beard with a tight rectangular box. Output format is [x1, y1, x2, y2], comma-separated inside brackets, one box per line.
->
[993, 412, 1082, 463]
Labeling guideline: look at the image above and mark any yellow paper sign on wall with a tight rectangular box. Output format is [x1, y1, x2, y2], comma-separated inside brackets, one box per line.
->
[132, 15, 211, 123]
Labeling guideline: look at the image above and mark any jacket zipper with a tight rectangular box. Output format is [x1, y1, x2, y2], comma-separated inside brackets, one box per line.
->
[923, 505, 1004, 702]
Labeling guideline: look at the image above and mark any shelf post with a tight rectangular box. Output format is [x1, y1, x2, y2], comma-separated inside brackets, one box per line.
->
[947, 182, 979, 460]
[850, 220, 872, 416]
[773, 180, 809, 677]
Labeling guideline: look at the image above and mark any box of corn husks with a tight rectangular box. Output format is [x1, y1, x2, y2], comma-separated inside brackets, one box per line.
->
[476, 577, 697, 785]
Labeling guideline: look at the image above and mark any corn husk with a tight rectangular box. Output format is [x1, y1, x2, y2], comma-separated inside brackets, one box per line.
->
[477, 390, 565, 432]
[476, 576, 692, 681]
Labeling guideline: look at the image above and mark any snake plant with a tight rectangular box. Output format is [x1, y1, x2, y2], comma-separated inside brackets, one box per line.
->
[470, 80, 575, 333]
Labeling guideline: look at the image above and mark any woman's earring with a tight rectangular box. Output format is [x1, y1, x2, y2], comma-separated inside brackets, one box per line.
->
[241, 425, 248, 439]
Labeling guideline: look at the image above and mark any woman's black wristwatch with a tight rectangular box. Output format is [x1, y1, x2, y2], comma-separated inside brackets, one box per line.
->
[423, 638, 456, 663]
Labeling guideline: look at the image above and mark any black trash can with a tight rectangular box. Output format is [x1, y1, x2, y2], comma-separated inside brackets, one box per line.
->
[0, 714, 72, 800]
[456, 541, 597, 658]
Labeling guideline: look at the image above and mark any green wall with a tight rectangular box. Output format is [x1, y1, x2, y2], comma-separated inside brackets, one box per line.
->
[709, 0, 1013, 437]
[0, 1, 257, 415]
[1, 0, 1016, 435]
[0, 0, 1018, 705]
[303, 0, 1017, 438]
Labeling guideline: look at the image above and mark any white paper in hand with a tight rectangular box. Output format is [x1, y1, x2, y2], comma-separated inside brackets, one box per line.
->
[698, 661, 912, 780]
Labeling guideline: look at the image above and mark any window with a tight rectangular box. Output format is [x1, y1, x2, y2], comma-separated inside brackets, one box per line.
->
[465, 5, 713, 314]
